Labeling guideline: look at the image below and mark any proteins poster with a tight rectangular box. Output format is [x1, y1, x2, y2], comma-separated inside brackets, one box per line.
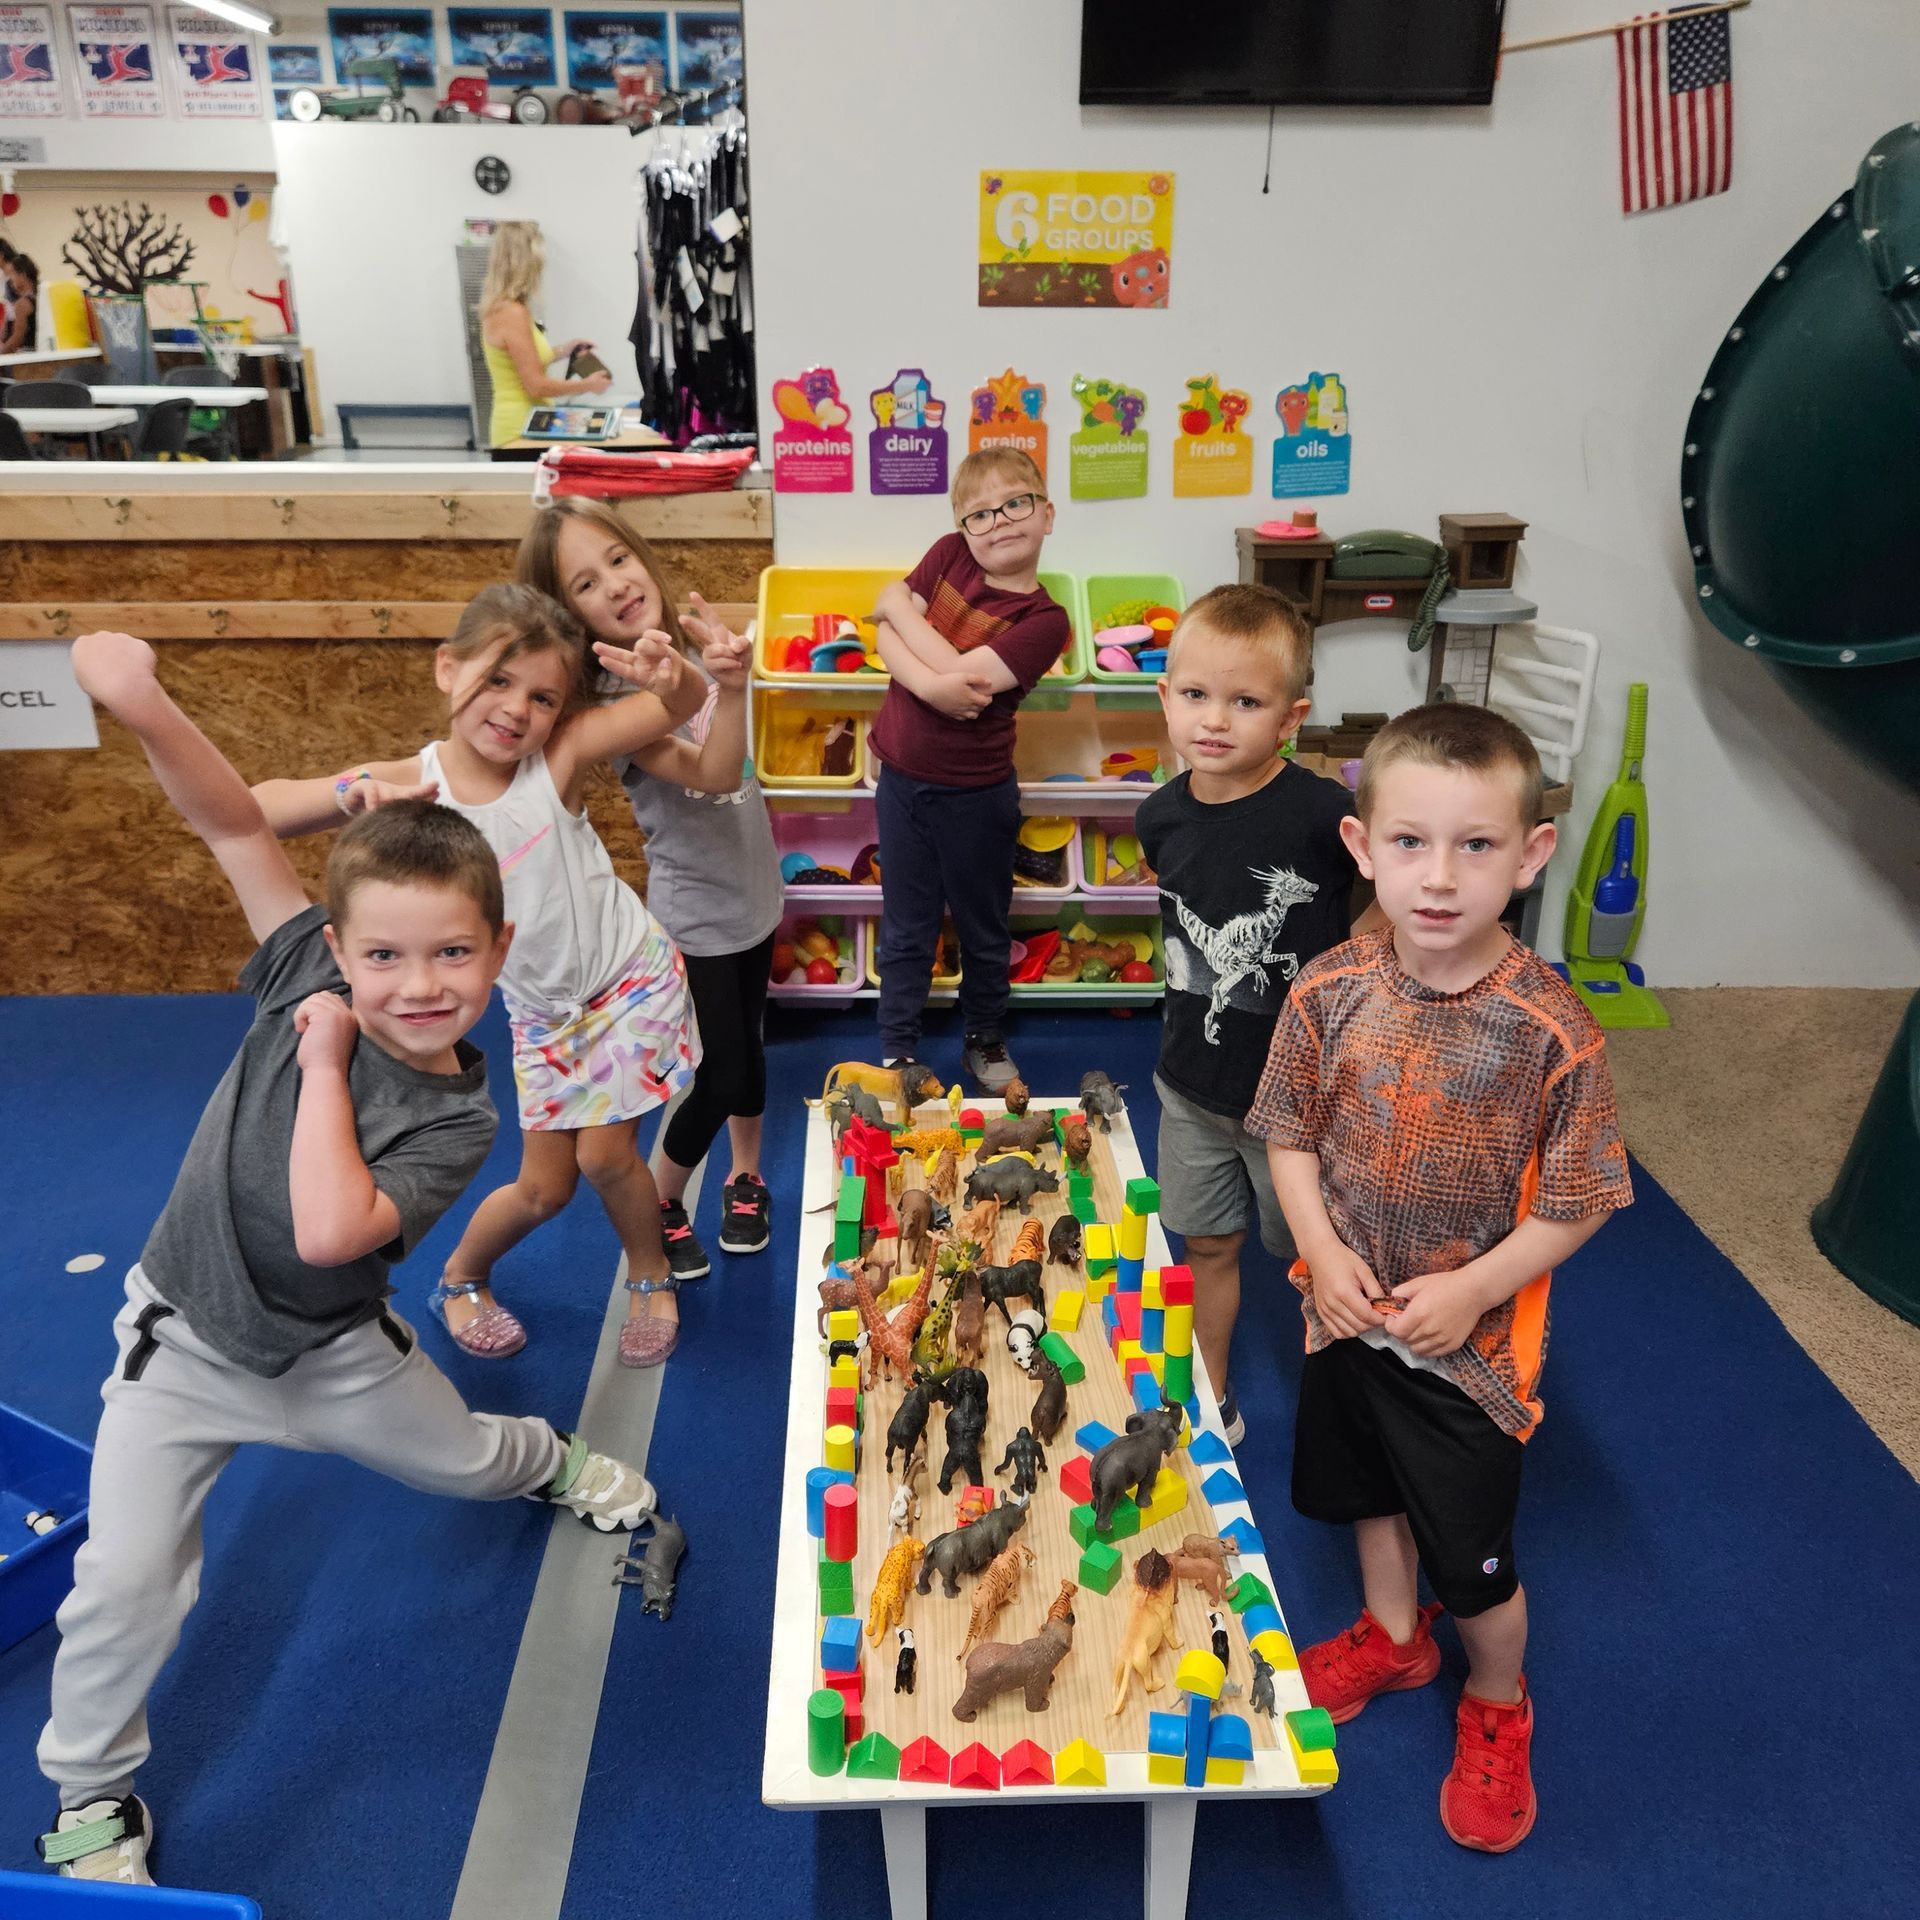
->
[70, 4, 164, 117]
[0, 5, 65, 117]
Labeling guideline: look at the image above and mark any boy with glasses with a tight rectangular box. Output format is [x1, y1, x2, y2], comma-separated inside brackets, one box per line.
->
[868, 449, 1071, 1092]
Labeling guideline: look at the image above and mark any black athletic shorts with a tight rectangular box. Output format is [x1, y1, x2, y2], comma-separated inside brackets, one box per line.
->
[1292, 1337, 1526, 1618]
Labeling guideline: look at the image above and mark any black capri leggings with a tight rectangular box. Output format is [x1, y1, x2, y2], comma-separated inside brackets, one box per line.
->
[660, 932, 775, 1173]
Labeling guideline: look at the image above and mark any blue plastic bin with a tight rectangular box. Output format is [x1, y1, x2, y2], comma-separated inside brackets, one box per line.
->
[0, 1873, 258, 1915]
[0, 1405, 93, 1655]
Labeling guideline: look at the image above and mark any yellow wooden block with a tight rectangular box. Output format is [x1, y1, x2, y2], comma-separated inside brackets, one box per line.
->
[1084, 1266, 1111, 1304]
[1288, 1739, 1338, 1786]
[827, 1309, 860, 1345]
[1055, 1738, 1107, 1787]
[1115, 1338, 1145, 1370]
[829, 1356, 861, 1392]
[1164, 1303, 1194, 1354]
[1139, 1465, 1189, 1527]
[1146, 1353, 1164, 1383]
[1174, 1648, 1225, 1700]
[1204, 1756, 1247, 1786]
[824, 1424, 856, 1473]
[1118, 1210, 1148, 1260]
[1141, 1270, 1163, 1309]
[1251, 1629, 1298, 1670]
[1084, 1224, 1116, 1265]
[1146, 1752, 1185, 1786]
[1050, 1289, 1086, 1332]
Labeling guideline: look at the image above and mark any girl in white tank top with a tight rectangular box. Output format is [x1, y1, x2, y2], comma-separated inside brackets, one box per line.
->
[252, 584, 746, 1369]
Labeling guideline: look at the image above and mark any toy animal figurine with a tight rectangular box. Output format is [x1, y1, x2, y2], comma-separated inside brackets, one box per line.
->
[895, 1625, 918, 1695]
[887, 1370, 942, 1473]
[1249, 1648, 1277, 1719]
[958, 1539, 1037, 1659]
[911, 1287, 955, 1378]
[897, 1187, 934, 1275]
[895, 1125, 965, 1162]
[1059, 1112, 1092, 1174]
[825, 1082, 887, 1141]
[866, 1535, 925, 1642]
[953, 1580, 1077, 1722]
[1047, 1214, 1083, 1270]
[1167, 1534, 1236, 1606]
[917, 1491, 1029, 1597]
[926, 1146, 959, 1203]
[1078, 1070, 1127, 1132]
[1007, 1216, 1046, 1267]
[825, 1058, 946, 1127]
[1003, 1075, 1031, 1116]
[888, 1450, 925, 1532]
[957, 1194, 1002, 1246]
[1209, 1607, 1230, 1667]
[979, 1111, 1057, 1160]
[817, 1256, 860, 1337]
[935, 1366, 991, 1493]
[953, 1484, 994, 1527]
[979, 1258, 1046, 1325]
[1028, 1349, 1068, 1444]
[611, 1511, 687, 1619]
[1090, 1404, 1185, 1533]
[994, 1424, 1049, 1500]
[964, 1157, 1060, 1214]
[1109, 1549, 1182, 1715]
[951, 1266, 988, 1367]
[854, 1249, 933, 1389]
[1005, 1307, 1045, 1373]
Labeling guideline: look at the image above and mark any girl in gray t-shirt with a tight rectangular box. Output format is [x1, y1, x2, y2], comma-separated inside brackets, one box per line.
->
[521, 499, 784, 1277]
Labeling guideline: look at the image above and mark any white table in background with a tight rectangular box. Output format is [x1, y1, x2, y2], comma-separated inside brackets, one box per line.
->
[761, 1099, 1331, 1920]
[0, 347, 102, 372]
[10, 406, 138, 453]
[85, 385, 270, 409]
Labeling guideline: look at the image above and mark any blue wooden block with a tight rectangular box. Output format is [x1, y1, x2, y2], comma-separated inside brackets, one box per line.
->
[1183, 1689, 1211, 1786]
[1209, 1712, 1253, 1762]
[1241, 1602, 1284, 1641]
[1075, 1419, 1118, 1453]
[1147, 1710, 1187, 1758]
[1117, 1254, 1145, 1291]
[1140, 1306, 1164, 1353]
[805, 1465, 855, 1538]
[819, 1615, 862, 1675]
[1131, 1369, 1163, 1414]
[1188, 1431, 1232, 1465]
[1102, 1295, 1121, 1331]
[1222, 1518, 1265, 1559]
[1200, 1468, 1245, 1504]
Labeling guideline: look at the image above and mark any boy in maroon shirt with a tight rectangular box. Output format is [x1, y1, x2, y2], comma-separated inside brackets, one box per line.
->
[868, 448, 1071, 1091]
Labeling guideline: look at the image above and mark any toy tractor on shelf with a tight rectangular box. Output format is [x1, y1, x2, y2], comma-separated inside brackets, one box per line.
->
[553, 61, 665, 126]
[433, 66, 550, 124]
[286, 55, 418, 123]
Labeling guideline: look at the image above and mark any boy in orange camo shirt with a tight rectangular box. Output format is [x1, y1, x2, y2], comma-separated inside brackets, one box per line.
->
[1247, 702, 1633, 1854]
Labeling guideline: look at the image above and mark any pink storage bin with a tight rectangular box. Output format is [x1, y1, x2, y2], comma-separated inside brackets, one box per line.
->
[767, 912, 866, 1004]
[770, 798, 883, 911]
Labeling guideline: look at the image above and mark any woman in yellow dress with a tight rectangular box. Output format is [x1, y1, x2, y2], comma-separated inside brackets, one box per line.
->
[480, 220, 611, 458]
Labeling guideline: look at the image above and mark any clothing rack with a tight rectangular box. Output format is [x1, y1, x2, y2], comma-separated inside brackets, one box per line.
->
[631, 119, 754, 446]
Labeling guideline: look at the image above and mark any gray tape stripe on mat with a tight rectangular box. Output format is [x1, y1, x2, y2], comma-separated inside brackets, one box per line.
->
[448, 1128, 698, 1920]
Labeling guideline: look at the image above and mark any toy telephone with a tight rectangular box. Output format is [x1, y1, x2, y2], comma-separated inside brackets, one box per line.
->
[1329, 530, 1451, 653]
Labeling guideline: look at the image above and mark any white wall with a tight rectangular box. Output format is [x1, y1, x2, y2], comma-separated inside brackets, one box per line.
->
[269, 121, 651, 432]
[745, 0, 1920, 988]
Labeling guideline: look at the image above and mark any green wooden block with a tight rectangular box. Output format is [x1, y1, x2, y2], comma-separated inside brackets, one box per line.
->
[1068, 1169, 1093, 1202]
[1228, 1571, 1275, 1615]
[1162, 1351, 1194, 1405]
[1286, 1706, 1337, 1753]
[1069, 1496, 1141, 1548]
[1079, 1538, 1124, 1594]
[1071, 1194, 1099, 1226]
[1037, 1331, 1085, 1383]
[847, 1731, 902, 1780]
[833, 1173, 867, 1262]
[1124, 1175, 1162, 1215]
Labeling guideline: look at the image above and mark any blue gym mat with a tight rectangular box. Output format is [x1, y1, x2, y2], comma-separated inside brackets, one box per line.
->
[2, 992, 1916, 1919]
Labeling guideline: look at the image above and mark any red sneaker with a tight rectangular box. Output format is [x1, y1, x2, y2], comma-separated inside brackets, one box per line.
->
[1300, 1601, 1443, 1724]
[1441, 1679, 1537, 1853]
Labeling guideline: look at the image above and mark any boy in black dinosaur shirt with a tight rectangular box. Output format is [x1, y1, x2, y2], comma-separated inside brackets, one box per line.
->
[1137, 584, 1372, 1442]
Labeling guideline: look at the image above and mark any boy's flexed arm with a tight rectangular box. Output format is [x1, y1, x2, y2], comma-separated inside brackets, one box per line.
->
[71, 631, 311, 945]
[287, 992, 402, 1267]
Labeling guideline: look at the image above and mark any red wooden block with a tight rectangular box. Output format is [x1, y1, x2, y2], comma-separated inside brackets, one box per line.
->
[1112, 1295, 1144, 1342]
[900, 1735, 951, 1784]
[1122, 1354, 1156, 1388]
[826, 1667, 865, 1709]
[1002, 1739, 1054, 1786]
[1159, 1264, 1195, 1307]
[951, 1741, 1002, 1791]
[959, 1107, 986, 1130]
[824, 1386, 858, 1431]
[1059, 1455, 1093, 1506]
[823, 1481, 858, 1562]
[842, 1705, 863, 1743]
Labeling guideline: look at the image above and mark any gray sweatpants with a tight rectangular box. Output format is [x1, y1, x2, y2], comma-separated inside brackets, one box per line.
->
[38, 1266, 565, 1807]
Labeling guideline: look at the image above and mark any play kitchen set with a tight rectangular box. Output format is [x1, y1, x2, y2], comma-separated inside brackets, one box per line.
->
[757, 516, 1595, 1000]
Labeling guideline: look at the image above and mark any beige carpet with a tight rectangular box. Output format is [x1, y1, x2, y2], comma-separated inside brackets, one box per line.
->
[1608, 988, 1920, 1478]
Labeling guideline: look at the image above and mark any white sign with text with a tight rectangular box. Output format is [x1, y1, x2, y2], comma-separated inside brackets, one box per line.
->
[0, 644, 101, 750]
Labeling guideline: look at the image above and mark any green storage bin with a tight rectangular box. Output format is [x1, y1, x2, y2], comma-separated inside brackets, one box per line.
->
[1085, 573, 1186, 685]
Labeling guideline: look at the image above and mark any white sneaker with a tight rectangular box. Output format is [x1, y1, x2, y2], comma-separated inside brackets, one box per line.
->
[543, 1429, 657, 1533]
[40, 1795, 155, 1884]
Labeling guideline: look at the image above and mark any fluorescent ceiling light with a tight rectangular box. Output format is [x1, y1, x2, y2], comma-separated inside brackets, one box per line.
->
[192, 0, 279, 32]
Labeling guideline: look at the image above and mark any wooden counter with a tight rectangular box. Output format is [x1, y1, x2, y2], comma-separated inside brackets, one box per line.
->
[0, 472, 773, 995]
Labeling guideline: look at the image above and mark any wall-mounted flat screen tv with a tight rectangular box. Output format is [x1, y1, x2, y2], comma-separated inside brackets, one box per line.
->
[1080, 2, 1506, 107]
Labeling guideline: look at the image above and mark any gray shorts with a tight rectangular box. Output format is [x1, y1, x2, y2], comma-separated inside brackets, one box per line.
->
[1154, 1073, 1297, 1259]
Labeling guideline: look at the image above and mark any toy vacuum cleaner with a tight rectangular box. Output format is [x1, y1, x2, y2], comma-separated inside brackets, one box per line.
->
[1562, 683, 1667, 1029]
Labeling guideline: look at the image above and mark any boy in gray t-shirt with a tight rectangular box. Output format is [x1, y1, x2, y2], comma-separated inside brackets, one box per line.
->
[35, 633, 661, 1890]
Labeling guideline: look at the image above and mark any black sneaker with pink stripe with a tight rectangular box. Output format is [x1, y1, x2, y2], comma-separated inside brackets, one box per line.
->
[658, 1199, 711, 1281]
[718, 1172, 772, 1254]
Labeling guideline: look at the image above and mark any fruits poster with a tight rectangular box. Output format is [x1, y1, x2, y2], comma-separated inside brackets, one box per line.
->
[979, 170, 1174, 309]
[1171, 373, 1253, 498]
[1271, 372, 1352, 498]
[769, 366, 854, 493]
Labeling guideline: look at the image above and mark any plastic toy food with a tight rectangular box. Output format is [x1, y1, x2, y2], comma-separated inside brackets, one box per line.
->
[806, 957, 840, 985]
[1120, 960, 1156, 984]
[771, 941, 796, 976]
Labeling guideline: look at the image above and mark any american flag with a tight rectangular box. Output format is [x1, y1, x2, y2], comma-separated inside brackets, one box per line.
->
[1615, 7, 1734, 215]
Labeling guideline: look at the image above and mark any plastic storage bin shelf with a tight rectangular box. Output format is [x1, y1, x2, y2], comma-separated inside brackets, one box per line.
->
[0, 1404, 91, 1656]
[1078, 819, 1160, 902]
[1009, 909, 1165, 1001]
[1085, 573, 1186, 684]
[768, 912, 866, 1004]
[0, 1872, 262, 1916]
[771, 797, 882, 910]
[754, 701, 869, 791]
[1013, 700, 1178, 804]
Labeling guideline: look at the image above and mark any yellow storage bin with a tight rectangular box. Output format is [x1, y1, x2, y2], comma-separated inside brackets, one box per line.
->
[754, 701, 868, 790]
[866, 917, 962, 991]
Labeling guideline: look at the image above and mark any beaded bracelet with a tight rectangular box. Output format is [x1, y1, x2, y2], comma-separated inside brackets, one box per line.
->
[333, 768, 372, 814]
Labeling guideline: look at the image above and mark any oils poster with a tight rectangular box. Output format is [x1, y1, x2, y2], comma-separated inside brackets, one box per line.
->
[978, 170, 1173, 309]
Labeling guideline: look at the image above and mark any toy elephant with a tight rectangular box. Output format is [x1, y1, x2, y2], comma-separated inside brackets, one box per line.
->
[963, 1156, 1060, 1213]
[917, 1492, 1029, 1598]
[1090, 1404, 1184, 1532]
[1078, 1070, 1127, 1132]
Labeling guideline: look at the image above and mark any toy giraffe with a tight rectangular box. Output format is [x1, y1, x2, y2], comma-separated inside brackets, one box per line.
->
[957, 1539, 1036, 1660]
[866, 1536, 924, 1642]
[854, 1249, 934, 1389]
